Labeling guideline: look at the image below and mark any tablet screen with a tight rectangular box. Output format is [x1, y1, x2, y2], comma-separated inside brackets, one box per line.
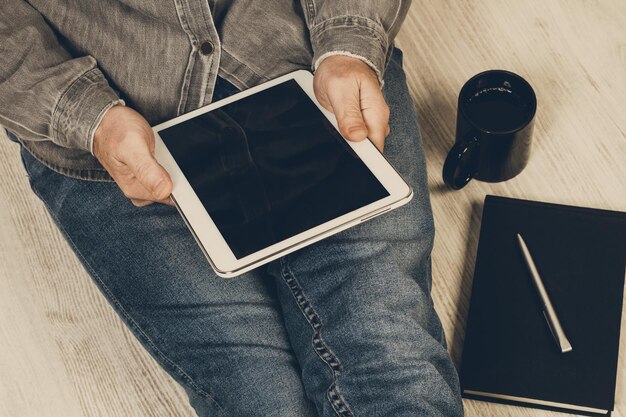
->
[159, 79, 389, 258]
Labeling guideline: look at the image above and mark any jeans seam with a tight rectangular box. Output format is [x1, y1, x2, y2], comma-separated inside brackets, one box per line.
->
[26, 181, 225, 414]
[279, 257, 354, 417]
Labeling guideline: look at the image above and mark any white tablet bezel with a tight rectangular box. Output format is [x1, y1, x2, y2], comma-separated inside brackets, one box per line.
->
[153, 70, 412, 278]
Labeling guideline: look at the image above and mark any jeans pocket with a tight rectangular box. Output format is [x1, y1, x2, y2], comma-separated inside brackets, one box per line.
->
[19, 146, 35, 185]
[5, 128, 19, 143]
[392, 46, 404, 65]
[5, 129, 37, 183]
[18, 145, 53, 191]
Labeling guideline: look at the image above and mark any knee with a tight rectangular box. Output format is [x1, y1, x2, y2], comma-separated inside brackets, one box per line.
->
[345, 194, 435, 252]
[404, 188, 436, 243]
[330, 308, 463, 417]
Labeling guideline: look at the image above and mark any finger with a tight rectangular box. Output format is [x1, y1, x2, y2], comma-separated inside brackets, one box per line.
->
[360, 82, 390, 153]
[364, 112, 388, 152]
[364, 121, 387, 152]
[159, 196, 175, 206]
[326, 83, 369, 142]
[116, 133, 173, 200]
[116, 178, 162, 202]
[130, 198, 154, 207]
[129, 196, 173, 208]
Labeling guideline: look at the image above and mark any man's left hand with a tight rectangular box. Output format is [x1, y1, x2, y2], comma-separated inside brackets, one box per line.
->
[313, 55, 390, 152]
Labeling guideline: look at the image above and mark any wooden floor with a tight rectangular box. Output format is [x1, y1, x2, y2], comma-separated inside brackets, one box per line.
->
[1, 1, 624, 416]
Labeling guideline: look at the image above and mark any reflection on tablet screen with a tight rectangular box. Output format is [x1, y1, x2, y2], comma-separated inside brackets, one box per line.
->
[159, 79, 389, 259]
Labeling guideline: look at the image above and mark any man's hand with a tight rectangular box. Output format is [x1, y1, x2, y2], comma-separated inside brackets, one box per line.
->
[313, 55, 390, 152]
[93, 105, 173, 207]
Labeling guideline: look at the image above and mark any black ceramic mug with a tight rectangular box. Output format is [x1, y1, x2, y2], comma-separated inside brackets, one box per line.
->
[443, 70, 537, 189]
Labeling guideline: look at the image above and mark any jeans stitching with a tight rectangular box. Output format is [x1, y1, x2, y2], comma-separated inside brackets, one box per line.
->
[23, 173, 225, 414]
[280, 257, 354, 417]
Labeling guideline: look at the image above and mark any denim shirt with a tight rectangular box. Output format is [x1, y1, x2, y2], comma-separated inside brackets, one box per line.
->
[0, 0, 410, 181]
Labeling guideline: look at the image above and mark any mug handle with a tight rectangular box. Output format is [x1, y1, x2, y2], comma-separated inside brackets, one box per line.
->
[442, 134, 480, 189]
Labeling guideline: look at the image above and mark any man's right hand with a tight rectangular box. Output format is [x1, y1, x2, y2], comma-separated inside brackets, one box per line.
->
[93, 105, 173, 207]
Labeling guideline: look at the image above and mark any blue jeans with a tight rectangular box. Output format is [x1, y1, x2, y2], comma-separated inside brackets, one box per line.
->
[10, 49, 463, 417]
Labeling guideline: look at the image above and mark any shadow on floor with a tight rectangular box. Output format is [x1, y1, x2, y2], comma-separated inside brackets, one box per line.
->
[449, 198, 484, 369]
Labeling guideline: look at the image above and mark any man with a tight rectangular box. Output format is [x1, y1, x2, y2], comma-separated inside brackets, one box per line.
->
[1, 1, 464, 416]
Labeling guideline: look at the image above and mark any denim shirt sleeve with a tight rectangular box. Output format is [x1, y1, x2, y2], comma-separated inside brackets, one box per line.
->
[0, 0, 123, 154]
[301, 0, 411, 84]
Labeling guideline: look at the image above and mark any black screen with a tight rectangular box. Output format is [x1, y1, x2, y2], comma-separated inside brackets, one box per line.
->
[159, 79, 389, 258]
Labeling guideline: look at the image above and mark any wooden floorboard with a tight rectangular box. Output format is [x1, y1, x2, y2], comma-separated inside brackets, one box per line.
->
[1, 1, 624, 415]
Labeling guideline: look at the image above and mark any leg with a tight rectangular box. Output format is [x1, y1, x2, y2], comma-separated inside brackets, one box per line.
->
[16, 144, 317, 417]
[268, 48, 464, 417]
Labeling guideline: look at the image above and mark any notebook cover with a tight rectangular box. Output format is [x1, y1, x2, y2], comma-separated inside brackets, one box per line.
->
[460, 195, 626, 414]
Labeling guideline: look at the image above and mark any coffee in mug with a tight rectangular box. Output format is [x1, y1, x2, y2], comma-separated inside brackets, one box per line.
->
[443, 70, 537, 189]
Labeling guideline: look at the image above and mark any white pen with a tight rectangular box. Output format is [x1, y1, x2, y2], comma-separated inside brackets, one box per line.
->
[516, 233, 573, 353]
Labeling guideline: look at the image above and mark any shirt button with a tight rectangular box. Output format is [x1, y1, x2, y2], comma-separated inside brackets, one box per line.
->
[199, 41, 214, 55]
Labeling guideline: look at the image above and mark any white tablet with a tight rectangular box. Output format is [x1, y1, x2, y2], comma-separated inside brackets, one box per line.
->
[153, 70, 412, 278]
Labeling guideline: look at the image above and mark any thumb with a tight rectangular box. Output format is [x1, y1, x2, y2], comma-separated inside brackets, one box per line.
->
[121, 138, 172, 200]
[328, 89, 368, 141]
[141, 160, 172, 201]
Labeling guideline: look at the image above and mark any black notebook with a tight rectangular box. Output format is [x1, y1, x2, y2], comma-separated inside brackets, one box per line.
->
[460, 195, 626, 416]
